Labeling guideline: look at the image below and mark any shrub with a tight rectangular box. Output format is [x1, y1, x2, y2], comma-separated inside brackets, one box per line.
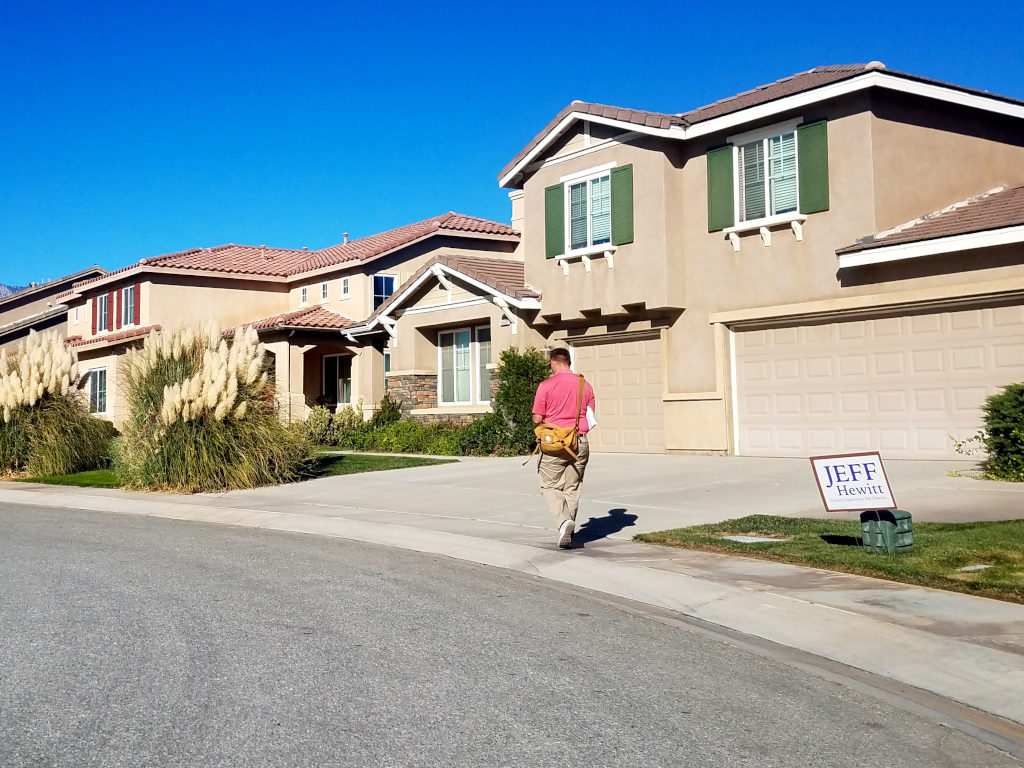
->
[457, 412, 512, 456]
[118, 324, 314, 492]
[361, 419, 463, 455]
[490, 346, 550, 454]
[0, 330, 112, 476]
[326, 398, 365, 446]
[304, 405, 334, 445]
[981, 383, 1024, 481]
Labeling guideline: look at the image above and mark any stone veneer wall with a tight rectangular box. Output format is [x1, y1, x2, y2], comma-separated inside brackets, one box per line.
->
[388, 374, 437, 413]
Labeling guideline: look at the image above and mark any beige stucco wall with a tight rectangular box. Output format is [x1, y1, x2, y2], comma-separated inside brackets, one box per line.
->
[147, 277, 289, 331]
[75, 349, 127, 427]
[514, 88, 1024, 453]
[522, 133, 676, 323]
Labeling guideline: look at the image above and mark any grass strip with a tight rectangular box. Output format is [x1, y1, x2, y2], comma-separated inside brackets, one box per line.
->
[16, 453, 458, 489]
[308, 453, 457, 477]
[636, 514, 1024, 604]
[15, 469, 121, 488]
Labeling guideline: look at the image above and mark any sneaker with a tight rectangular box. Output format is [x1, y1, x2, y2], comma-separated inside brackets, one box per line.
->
[558, 519, 574, 548]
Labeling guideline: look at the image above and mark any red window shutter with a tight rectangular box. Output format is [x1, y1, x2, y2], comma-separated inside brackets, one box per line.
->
[115, 289, 122, 329]
[133, 283, 141, 325]
[91, 298, 97, 335]
[107, 291, 115, 331]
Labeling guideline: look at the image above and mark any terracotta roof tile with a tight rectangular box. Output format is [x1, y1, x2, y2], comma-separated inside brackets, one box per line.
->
[66, 324, 161, 348]
[238, 305, 357, 333]
[837, 184, 1024, 254]
[68, 213, 518, 291]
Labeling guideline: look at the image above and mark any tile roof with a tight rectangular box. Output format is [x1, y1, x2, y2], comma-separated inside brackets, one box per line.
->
[498, 100, 685, 184]
[297, 212, 518, 272]
[65, 324, 161, 348]
[67, 213, 518, 292]
[500, 63, 1024, 186]
[367, 254, 537, 323]
[237, 305, 356, 333]
[837, 184, 1024, 254]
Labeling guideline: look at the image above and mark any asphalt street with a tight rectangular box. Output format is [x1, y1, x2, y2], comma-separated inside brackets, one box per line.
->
[1, 503, 1019, 768]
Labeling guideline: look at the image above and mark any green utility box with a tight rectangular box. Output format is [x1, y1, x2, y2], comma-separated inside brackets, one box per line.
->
[860, 510, 914, 555]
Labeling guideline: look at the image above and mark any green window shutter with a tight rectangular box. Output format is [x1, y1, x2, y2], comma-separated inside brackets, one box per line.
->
[544, 184, 564, 259]
[797, 120, 829, 214]
[610, 164, 634, 245]
[706, 146, 735, 231]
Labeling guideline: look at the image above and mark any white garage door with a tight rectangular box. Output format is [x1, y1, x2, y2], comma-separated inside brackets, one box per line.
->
[572, 336, 664, 454]
[734, 304, 1024, 459]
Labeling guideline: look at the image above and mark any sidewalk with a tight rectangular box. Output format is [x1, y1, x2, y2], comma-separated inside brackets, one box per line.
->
[2, 453, 1023, 733]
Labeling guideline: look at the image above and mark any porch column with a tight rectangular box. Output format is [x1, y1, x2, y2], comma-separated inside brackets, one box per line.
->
[352, 345, 386, 419]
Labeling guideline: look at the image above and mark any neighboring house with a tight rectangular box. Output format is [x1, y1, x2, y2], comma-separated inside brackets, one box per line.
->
[0, 267, 106, 354]
[499, 62, 1024, 458]
[57, 213, 535, 426]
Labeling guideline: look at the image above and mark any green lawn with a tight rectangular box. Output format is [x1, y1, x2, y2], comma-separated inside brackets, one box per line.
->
[636, 515, 1024, 604]
[15, 469, 121, 488]
[15, 453, 457, 489]
[307, 453, 457, 477]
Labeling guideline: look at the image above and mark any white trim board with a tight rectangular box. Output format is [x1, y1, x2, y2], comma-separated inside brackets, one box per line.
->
[837, 224, 1024, 268]
[500, 71, 1024, 187]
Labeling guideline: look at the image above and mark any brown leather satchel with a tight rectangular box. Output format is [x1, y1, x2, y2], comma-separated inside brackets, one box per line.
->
[531, 374, 585, 461]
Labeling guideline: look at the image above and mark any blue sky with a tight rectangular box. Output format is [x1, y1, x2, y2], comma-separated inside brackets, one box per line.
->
[2, 0, 1023, 286]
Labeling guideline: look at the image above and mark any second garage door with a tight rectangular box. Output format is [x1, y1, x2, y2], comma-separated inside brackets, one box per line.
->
[571, 336, 664, 453]
[733, 304, 1024, 459]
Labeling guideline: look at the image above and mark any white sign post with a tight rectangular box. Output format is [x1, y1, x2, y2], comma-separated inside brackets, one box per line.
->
[809, 451, 896, 513]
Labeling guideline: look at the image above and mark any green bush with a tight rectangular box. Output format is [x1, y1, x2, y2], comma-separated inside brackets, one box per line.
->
[361, 419, 463, 455]
[326, 398, 365, 446]
[457, 412, 512, 456]
[304, 405, 334, 445]
[981, 383, 1024, 480]
[489, 346, 551, 454]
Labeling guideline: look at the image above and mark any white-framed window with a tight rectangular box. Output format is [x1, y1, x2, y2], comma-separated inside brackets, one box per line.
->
[72, 306, 79, 324]
[121, 286, 135, 327]
[320, 281, 328, 302]
[86, 367, 107, 413]
[322, 354, 352, 407]
[300, 286, 308, 305]
[340, 277, 350, 299]
[383, 347, 391, 391]
[97, 294, 109, 332]
[731, 120, 799, 224]
[372, 274, 396, 310]
[565, 169, 611, 252]
[438, 325, 491, 406]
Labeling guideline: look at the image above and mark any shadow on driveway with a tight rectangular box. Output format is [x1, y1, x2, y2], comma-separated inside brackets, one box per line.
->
[574, 508, 638, 546]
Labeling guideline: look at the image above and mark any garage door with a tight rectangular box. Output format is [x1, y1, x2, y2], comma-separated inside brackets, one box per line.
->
[571, 336, 664, 453]
[734, 304, 1024, 458]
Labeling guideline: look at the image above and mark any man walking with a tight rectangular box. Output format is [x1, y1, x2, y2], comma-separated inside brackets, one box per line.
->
[532, 348, 596, 548]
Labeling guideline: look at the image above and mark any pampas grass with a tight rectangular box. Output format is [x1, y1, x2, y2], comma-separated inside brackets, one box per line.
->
[117, 324, 313, 492]
[0, 330, 111, 476]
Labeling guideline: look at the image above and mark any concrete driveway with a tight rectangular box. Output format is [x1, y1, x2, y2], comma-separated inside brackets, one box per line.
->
[214, 453, 1024, 544]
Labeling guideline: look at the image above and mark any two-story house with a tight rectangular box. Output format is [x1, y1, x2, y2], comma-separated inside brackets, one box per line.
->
[0, 267, 106, 354]
[499, 62, 1024, 458]
[58, 213, 542, 426]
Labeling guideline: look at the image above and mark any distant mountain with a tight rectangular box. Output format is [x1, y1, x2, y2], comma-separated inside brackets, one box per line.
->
[0, 283, 26, 298]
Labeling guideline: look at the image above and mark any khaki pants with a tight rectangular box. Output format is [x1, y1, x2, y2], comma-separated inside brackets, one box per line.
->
[537, 434, 590, 527]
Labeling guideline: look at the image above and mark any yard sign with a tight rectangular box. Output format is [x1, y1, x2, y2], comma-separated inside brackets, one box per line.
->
[809, 451, 896, 513]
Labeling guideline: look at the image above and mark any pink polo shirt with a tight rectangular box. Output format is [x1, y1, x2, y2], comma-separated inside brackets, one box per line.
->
[533, 371, 596, 434]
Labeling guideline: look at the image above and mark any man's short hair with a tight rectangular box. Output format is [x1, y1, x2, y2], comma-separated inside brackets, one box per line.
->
[548, 347, 571, 365]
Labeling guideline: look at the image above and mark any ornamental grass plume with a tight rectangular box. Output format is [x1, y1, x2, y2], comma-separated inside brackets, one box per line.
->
[118, 323, 313, 492]
[0, 330, 111, 476]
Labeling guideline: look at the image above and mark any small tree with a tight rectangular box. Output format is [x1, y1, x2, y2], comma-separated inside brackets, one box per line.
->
[492, 346, 551, 454]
